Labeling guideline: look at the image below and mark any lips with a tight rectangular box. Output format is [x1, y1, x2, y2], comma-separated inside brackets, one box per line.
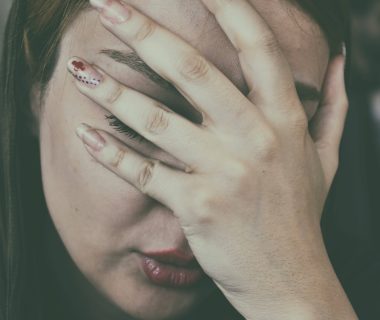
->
[143, 249, 200, 267]
[138, 249, 206, 288]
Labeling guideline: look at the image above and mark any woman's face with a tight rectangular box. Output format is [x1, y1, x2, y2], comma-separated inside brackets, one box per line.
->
[38, 0, 329, 319]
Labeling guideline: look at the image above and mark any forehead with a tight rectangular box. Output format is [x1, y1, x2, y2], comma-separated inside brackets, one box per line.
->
[66, 0, 329, 93]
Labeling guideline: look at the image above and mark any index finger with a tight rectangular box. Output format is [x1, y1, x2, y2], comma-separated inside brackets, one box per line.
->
[201, 0, 303, 120]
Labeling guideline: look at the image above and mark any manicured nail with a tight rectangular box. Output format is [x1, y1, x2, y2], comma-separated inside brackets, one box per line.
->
[342, 43, 347, 58]
[341, 42, 347, 67]
[89, 0, 108, 10]
[67, 57, 103, 88]
[76, 123, 106, 151]
[90, 0, 131, 24]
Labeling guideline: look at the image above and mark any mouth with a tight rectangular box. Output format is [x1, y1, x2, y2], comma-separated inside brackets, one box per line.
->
[137, 249, 206, 288]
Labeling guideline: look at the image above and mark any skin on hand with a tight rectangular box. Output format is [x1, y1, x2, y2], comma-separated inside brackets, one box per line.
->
[34, 0, 356, 319]
[64, 0, 355, 319]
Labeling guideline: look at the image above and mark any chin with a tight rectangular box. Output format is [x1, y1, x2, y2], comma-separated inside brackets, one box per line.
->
[115, 290, 207, 320]
[124, 299, 198, 320]
[100, 272, 215, 320]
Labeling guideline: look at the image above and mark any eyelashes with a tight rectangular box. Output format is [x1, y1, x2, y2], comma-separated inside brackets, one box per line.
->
[105, 114, 145, 142]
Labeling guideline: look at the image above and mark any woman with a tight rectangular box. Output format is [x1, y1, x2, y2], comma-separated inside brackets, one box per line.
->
[0, 0, 357, 319]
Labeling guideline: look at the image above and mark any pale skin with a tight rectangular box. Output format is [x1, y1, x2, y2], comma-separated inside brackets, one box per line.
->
[35, 0, 357, 319]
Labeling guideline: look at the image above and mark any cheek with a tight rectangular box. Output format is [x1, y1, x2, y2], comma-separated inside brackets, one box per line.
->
[38, 76, 153, 267]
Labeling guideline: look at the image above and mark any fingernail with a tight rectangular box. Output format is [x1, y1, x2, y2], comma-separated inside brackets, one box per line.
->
[67, 57, 103, 88]
[342, 42, 347, 66]
[185, 166, 194, 174]
[76, 123, 106, 151]
[90, 0, 131, 24]
[89, 0, 107, 10]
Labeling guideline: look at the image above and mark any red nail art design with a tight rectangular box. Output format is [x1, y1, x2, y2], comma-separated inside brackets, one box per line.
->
[72, 60, 86, 71]
[67, 57, 103, 88]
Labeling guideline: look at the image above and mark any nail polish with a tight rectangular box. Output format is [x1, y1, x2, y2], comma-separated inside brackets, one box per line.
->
[89, 0, 108, 11]
[76, 123, 106, 151]
[342, 42, 347, 67]
[67, 57, 103, 88]
[90, 0, 131, 24]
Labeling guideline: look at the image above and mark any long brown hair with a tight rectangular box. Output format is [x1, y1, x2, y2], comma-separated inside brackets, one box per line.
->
[0, 0, 350, 319]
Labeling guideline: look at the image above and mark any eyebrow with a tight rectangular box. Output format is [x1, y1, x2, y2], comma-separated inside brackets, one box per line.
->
[100, 49, 322, 102]
[100, 49, 175, 91]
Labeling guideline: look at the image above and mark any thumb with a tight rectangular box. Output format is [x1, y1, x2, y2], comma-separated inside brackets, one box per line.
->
[309, 54, 348, 187]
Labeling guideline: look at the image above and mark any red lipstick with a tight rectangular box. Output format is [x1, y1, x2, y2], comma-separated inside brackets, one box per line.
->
[139, 249, 205, 288]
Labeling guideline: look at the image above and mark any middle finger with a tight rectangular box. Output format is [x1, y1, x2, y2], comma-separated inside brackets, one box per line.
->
[89, 0, 262, 133]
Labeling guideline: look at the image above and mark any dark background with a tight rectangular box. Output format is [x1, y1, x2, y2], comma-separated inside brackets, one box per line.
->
[1, 0, 379, 318]
[0, 0, 12, 52]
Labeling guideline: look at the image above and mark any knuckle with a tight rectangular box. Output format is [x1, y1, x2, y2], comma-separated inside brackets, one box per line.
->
[256, 32, 280, 55]
[106, 83, 124, 106]
[290, 111, 308, 133]
[110, 148, 126, 169]
[192, 190, 218, 224]
[220, 160, 254, 196]
[253, 128, 279, 161]
[133, 19, 156, 42]
[137, 160, 157, 192]
[223, 159, 250, 182]
[145, 107, 170, 135]
[178, 53, 211, 82]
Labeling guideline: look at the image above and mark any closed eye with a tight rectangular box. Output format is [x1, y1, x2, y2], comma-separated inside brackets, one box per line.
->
[105, 114, 145, 142]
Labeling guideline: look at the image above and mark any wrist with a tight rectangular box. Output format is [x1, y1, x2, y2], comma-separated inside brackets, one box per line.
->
[241, 283, 358, 320]
[226, 228, 358, 320]
[244, 304, 358, 320]
[244, 302, 326, 320]
[234, 258, 358, 320]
